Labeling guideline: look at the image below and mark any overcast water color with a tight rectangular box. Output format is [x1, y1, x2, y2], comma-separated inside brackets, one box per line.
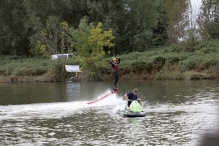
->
[0, 80, 218, 145]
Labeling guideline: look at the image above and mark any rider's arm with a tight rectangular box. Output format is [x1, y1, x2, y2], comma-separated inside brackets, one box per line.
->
[124, 94, 129, 101]
[136, 95, 142, 105]
[110, 60, 115, 67]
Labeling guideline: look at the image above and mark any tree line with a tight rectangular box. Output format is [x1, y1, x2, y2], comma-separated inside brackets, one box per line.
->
[0, 0, 219, 57]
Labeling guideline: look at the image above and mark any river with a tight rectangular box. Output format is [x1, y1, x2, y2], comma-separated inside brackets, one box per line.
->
[0, 80, 218, 145]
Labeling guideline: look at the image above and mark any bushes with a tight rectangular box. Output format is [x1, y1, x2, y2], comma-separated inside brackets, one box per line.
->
[0, 56, 51, 76]
[0, 56, 80, 81]
[150, 56, 165, 70]
[180, 58, 197, 70]
[180, 54, 218, 71]
[101, 42, 219, 80]
[164, 53, 188, 65]
[109, 42, 219, 80]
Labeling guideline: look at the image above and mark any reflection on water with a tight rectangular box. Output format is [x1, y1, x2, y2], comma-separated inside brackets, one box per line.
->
[66, 82, 80, 101]
[0, 80, 218, 145]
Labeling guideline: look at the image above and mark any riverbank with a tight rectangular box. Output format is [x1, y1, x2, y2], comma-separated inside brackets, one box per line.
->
[0, 39, 219, 83]
[0, 69, 217, 83]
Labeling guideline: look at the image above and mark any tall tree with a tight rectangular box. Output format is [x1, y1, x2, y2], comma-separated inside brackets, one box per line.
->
[30, 16, 70, 56]
[87, 0, 126, 55]
[198, 0, 219, 39]
[69, 17, 114, 64]
[165, 0, 190, 44]
[152, 0, 168, 47]
[22, 0, 88, 29]
[68, 17, 114, 79]
[22, 0, 88, 55]
[0, 0, 29, 55]
[0, 0, 172, 56]
[120, 0, 160, 52]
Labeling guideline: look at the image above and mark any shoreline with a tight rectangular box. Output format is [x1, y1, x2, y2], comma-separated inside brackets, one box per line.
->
[0, 71, 218, 83]
[0, 75, 54, 83]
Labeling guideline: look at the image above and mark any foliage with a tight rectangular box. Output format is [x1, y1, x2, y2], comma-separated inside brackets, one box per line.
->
[0, 56, 51, 76]
[151, 0, 168, 47]
[30, 16, 70, 56]
[122, 0, 160, 52]
[0, 0, 169, 56]
[0, 0, 29, 55]
[86, 0, 126, 55]
[1, 0, 219, 65]
[165, 0, 190, 44]
[198, 0, 219, 40]
[98, 39, 219, 80]
[0, 0, 207, 56]
[1, 39, 219, 81]
[22, 0, 88, 56]
[68, 17, 114, 80]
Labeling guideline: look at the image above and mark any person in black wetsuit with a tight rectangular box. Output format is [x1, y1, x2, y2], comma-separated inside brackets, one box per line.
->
[110, 57, 120, 90]
[124, 88, 142, 107]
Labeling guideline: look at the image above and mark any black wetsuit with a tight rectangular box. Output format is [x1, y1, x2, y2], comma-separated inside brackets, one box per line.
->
[110, 58, 120, 87]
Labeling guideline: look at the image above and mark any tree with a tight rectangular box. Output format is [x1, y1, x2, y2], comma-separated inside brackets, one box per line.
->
[198, 0, 219, 40]
[87, 0, 126, 55]
[22, 0, 88, 56]
[68, 17, 114, 80]
[120, 0, 160, 52]
[0, 0, 29, 55]
[151, 0, 168, 47]
[165, 0, 190, 44]
[69, 17, 114, 63]
[30, 16, 70, 56]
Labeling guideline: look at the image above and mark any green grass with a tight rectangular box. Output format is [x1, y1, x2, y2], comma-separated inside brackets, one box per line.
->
[0, 56, 51, 76]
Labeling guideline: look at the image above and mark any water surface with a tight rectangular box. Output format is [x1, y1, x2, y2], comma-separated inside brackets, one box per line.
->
[0, 80, 218, 145]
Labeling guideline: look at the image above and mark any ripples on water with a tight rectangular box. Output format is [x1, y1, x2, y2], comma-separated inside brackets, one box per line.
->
[0, 86, 219, 145]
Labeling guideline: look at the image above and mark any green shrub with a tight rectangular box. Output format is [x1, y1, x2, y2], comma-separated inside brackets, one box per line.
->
[204, 59, 218, 69]
[180, 59, 197, 70]
[0, 56, 52, 76]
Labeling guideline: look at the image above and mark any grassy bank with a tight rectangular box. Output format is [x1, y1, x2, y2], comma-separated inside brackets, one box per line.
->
[0, 56, 75, 83]
[0, 39, 219, 83]
[100, 39, 219, 80]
